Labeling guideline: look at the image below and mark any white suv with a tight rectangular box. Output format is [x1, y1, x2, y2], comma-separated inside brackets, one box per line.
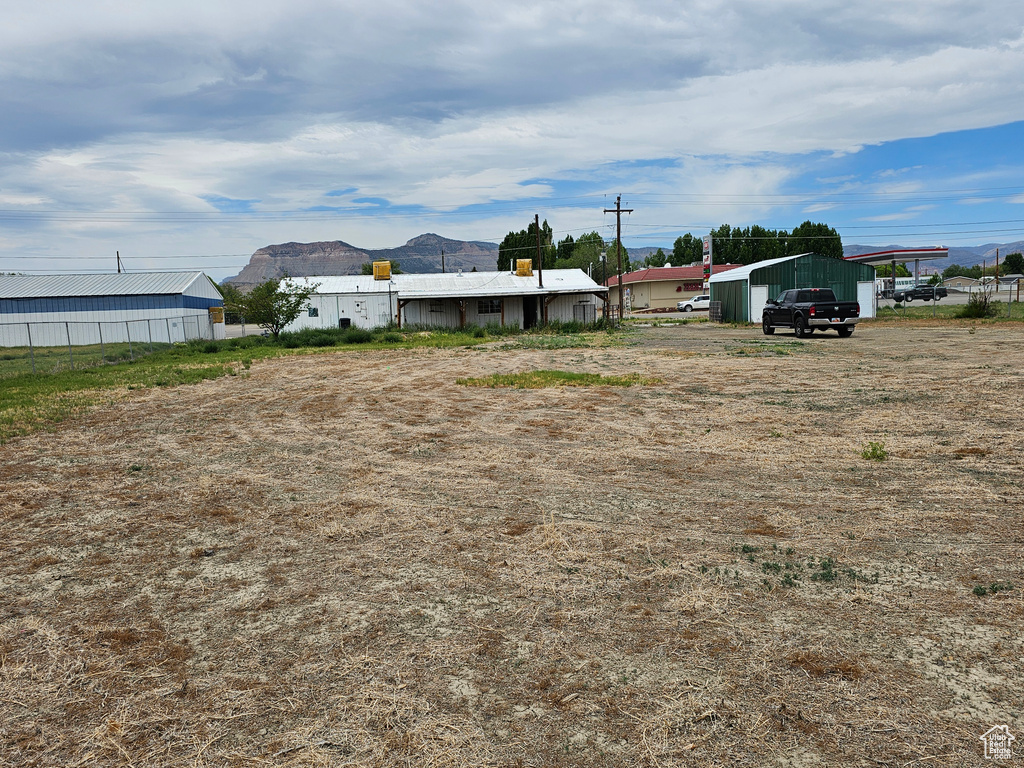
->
[677, 294, 710, 312]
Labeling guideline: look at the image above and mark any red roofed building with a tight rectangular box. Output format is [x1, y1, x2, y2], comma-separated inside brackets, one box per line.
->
[606, 264, 743, 311]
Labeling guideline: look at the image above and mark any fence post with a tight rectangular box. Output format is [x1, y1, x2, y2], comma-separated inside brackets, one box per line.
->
[65, 322, 74, 370]
[26, 323, 36, 375]
[126, 322, 134, 361]
[147, 320, 154, 353]
[165, 317, 172, 344]
[98, 323, 105, 362]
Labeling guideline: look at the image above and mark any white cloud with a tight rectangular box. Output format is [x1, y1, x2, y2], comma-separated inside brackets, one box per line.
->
[3, 1, 1024, 275]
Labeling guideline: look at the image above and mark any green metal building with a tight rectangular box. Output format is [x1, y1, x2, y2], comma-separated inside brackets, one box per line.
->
[708, 253, 876, 323]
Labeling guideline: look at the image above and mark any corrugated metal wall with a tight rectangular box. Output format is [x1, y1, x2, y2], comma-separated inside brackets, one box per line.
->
[292, 292, 598, 330]
[710, 280, 748, 322]
[751, 255, 874, 304]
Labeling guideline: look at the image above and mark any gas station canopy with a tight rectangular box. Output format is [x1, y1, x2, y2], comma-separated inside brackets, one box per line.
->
[843, 247, 948, 268]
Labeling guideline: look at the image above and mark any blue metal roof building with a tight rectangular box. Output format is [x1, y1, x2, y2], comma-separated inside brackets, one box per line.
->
[0, 272, 225, 347]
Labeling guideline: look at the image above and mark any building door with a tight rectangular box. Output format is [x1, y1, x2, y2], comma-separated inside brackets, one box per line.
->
[749, 285, 769, 323]
[523, 296, 537, 329]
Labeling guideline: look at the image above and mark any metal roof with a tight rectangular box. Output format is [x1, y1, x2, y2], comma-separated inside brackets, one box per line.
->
[288, 269, 606, 298]
[605, 263, 742, 286]
[0, 272, 213, 299]
[843, 247, 948, 267]
[707, 254, 812, 284]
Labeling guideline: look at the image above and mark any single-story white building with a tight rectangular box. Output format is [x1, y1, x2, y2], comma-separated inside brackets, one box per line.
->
[0, 272, 225, 348]
[285, 268, 607, 331]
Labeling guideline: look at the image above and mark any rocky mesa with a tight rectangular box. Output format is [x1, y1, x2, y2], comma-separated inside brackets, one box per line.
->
[227, 233, 499, 288]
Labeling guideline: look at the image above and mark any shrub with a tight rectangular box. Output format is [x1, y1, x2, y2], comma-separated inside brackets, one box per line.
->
[956, 292, 998, 319]
[342, 327, 374, 344]
[861, 441, 888, 461]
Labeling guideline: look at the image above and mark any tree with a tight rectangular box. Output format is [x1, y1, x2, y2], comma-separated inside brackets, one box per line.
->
[226, 277, 319, 339]
[644, 248, 667, 268]
[786, 221, 843, 260]
[606, 239, 630, 274]
[217, 281, 246, 324]
[875, 263, 911, 277]
[942, 264, 982, 280]
[360, 261, 402, 274]
[672, 234, 702, 265]
[498, 219, 555, 271]
[1001, 252, 1024, 275]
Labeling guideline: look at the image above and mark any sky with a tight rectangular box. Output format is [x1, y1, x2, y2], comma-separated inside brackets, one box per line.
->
[3, 0, 1024, 281]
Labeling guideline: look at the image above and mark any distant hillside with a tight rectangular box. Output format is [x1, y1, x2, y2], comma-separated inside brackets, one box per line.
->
[227, 233, 499, 288]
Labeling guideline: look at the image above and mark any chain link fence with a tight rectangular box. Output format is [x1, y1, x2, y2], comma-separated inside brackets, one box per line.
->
[0, 315, 215, 376]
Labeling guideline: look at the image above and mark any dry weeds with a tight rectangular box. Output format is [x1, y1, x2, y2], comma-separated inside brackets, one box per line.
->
[1, 322, 1022, 767]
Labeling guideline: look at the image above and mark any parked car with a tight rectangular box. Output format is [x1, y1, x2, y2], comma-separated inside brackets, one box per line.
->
[893, 284, 947, 302]
[677, 294, 711, 312]
[762, 288, 860, 338]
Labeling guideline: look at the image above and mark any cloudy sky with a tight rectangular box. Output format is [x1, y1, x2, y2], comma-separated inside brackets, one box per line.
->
[3, 0, 1024, 279]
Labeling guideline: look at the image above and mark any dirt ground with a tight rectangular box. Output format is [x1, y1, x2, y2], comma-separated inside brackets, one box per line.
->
[2, 322, 1022, 767]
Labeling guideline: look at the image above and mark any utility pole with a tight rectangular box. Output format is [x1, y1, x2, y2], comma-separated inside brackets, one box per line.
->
[603, 195, 633, 322]
[441, 248, 445, 274]
[535, 214, 543, 289]
[116, 251, 123, 273]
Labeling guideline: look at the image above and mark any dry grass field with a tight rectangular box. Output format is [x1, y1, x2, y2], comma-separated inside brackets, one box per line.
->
[2, 321, 1022, 767]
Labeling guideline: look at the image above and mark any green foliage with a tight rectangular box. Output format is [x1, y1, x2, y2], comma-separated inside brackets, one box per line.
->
[860, 441, 888, 461]
[226, 277, 319, 339]
[673, 233, 703, 265]
[956, 292, 998, 318]
[875, 263, 912, 277]
[942, 263, 982, 280]
[787, 221, 843, 260]
[974, 582, 1014, 596]
[672, 221, 841, 267]
[1001, 252, 1024, 275]
[552, 231, 608, 278]
[498, 219, 556, 271]
[606, 239, 630, 274]
[643, 248, 667, 268]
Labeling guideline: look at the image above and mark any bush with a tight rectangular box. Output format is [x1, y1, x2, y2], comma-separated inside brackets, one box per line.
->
[860, 441, 888, 461]
[956, 292, 998, 319]
[379, 331, 403, 343]
[342, 327, 374, 344]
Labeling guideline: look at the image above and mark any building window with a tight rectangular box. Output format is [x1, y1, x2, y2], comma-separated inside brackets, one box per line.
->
[429, 300, 444, 313]
[307, 306, 319, 317]
[478, 299, 501, 315]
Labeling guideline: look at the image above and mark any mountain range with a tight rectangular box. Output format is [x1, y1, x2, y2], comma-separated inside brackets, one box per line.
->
[226, 235, 1024, 287]
[226, 233, 498, 288]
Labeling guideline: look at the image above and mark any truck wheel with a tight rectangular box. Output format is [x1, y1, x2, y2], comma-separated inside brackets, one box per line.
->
[837, 327, 854, 338]
[794, 316, 806, 338]
[762, 317, 774, 335]
[683, 305, 692, 312]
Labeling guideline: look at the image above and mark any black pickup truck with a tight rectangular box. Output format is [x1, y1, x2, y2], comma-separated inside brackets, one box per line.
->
[762, 288, 860, 338]
[893, 284, 947, 303]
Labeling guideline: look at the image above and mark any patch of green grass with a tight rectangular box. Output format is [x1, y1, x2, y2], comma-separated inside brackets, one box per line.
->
[456, 369, 662, 389]
[861, 441, 889, 461]
[973, 582, 1014, 596]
